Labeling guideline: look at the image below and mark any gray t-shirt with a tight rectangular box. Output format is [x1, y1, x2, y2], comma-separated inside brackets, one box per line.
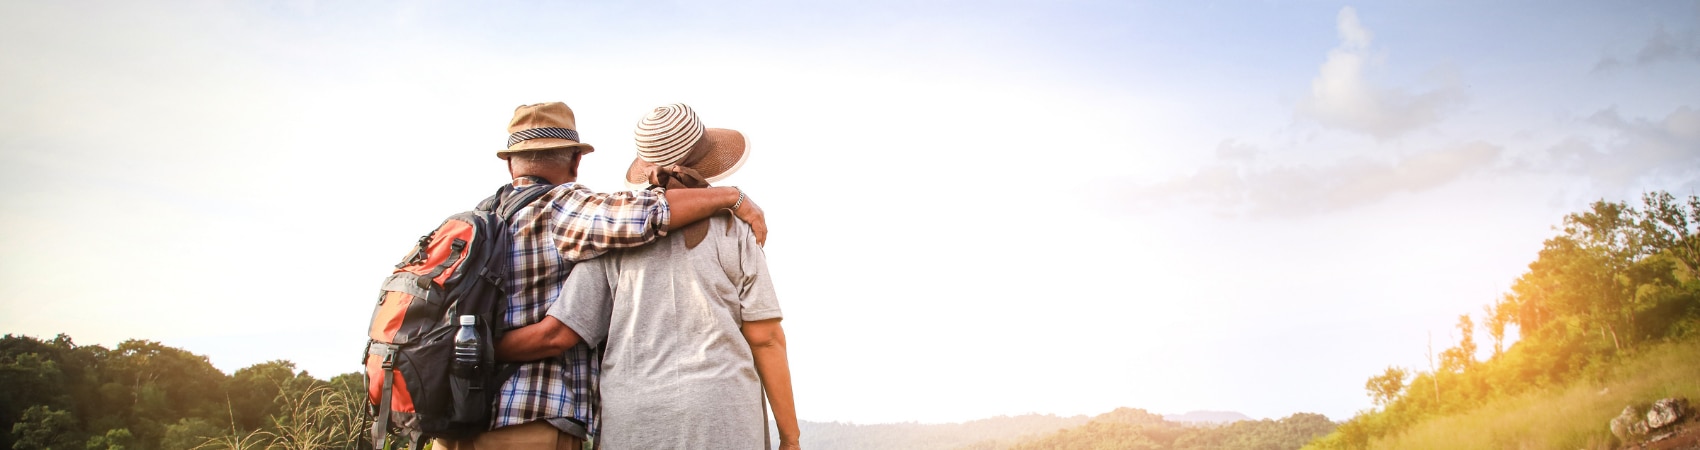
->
[548, 214, 781, 449]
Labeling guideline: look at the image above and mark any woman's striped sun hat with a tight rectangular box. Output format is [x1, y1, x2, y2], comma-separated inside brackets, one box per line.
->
[626, 103, 749, 189]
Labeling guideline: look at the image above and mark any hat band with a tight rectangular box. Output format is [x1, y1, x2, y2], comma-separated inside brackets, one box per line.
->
[508, 127, 580, 148]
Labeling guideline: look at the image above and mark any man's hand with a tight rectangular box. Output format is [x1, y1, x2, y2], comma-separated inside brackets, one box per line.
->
[734, 194, 767, 246]
[779, 439, 801, 450]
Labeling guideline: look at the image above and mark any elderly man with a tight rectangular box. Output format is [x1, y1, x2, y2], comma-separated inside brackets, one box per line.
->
[432, 102, 767, 450]
[502, 103, 799, 449]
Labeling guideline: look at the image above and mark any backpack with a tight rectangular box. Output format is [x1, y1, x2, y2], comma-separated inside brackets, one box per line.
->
[363, 180, 554, 449]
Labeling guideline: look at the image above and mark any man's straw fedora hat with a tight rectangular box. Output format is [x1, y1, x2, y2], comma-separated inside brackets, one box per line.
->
[624, 103, 749, 189]
[497, 102, 595, 159]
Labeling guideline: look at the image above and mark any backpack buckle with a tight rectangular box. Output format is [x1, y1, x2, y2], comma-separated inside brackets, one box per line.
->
[380, 347, 396, 370]
[396, 233, 435, 269]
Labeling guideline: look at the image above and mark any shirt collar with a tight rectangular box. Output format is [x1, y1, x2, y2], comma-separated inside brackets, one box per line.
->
[512, 175, 554, 187]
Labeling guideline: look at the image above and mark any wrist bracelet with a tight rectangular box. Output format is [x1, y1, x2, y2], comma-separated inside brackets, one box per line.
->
[729, 187, 745, 213]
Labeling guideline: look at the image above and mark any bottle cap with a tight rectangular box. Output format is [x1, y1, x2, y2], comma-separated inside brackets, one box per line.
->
[460, 315, 476, 326]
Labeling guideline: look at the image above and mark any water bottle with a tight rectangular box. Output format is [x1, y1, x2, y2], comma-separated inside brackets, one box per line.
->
[453, 315, 479, 378]
[450, 314, 484, 423]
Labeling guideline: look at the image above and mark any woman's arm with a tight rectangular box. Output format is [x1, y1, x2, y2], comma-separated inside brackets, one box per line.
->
[742, 318, 799, 449]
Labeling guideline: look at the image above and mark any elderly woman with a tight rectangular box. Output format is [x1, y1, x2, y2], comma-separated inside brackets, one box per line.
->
[501, 103, 799, 449]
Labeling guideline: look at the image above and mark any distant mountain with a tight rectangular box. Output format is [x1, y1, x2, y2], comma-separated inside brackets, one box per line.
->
[1005, 408, 1335, 450]
[1163, 410, 1252, 424]
[774, 409, 1329, 450]
[774, 414, 1090, 450]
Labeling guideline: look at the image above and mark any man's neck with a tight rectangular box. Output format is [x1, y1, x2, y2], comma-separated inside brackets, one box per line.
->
[512, 174, 573, 186]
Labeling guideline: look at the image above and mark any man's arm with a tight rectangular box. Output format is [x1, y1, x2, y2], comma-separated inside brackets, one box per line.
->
[539, 185, 767, 262]
[495, 317, 580, 362]
[497, 260, 613, 363]
[664, 187, 767, 246]
[742, 319, 799, 449]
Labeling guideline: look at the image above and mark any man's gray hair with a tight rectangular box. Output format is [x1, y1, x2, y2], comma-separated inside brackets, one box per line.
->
[508, 148, 578, 167]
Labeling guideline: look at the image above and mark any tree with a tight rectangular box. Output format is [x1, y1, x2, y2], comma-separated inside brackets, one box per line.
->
[159, 419, 220, 450]
[4, 335, 374, 450]
[91, 340, 228, 449]
[1439, 315, 1477, 373]
[1, 353, 66, 423]
[84, 428, 134, 450]
[1312, 193, 1700, 448]
[1364, 366, 1408, 407]
[1482, 300, 1511, 358]
[1, 334, 86, 450]
[223, 360, 301, 432]
[1638, 191, 1700, 275]
[10, 405, 82, 450]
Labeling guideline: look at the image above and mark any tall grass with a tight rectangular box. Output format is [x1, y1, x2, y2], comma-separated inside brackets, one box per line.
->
[194, 382, 368, 450]
[1367, 338, 1700, 449]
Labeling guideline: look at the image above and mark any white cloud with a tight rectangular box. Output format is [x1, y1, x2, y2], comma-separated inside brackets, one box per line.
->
[1594, 24, 1700, 72]
[1515, 106, 1700, 191]
[1296, 6, 1464, 139]
[1128, 141, 1504, 217]
[1133, 105, 1700, 218]
[1215, 139, 1259, 160]
[1336, 6, 1373, 50]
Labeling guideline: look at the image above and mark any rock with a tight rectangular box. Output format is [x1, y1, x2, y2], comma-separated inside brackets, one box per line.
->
[1614, 405, 1644, 442]
[1647, 397, 1690, 430]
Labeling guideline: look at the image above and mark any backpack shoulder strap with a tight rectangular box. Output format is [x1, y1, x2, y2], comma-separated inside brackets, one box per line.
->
[498, 184, 554, 222]
[477, 178, 555, 222]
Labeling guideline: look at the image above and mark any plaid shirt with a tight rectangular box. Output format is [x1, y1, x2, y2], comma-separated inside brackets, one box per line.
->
[492, 179, 670, 436]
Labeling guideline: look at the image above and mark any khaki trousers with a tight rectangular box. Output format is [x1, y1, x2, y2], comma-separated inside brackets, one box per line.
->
[432, 421, 585, 450]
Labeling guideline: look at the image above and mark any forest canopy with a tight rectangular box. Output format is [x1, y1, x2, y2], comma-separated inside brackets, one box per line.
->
[0, 334, 364, 450]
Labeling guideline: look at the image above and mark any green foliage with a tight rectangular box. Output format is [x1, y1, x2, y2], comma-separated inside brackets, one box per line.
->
[1171, 413, 1337, 450]
[105, 340, 229, 423]
[1437, 316, 1476, 374]
[1006, 412, 1171, 450]
[2, 353, 66, 427]
[0, 334, 368, 450]
[1360, 338, 1700, 449]
[159, 419, 221, 450]
[1310, 192, 1700, 449]
[11, 405, 82, 450]
[223, 361, 304, 433]
[2, 334, 103, 450]
[85, 428, 134, 450]
[1364, 367, 1407, 408]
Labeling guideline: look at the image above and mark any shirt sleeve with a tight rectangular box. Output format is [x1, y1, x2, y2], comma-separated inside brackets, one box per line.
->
[548, 260, 614, 347]
[729, 218, 782, 322]
[533, 184, 672, 262]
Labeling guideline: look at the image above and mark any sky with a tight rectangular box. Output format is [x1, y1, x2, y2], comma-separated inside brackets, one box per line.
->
[2, 0, 1698, 425]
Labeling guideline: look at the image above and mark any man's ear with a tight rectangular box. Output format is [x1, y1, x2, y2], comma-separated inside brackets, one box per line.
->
[567, 151, 583, 178]
[506, 158, 515, 178]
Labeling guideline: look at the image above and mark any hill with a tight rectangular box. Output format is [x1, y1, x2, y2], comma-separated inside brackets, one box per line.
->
[781, 409, 1324, 450]
[1311, 337, 1700, 449]
[781, 414, 1092, 450]
[1304, 192, 1700, 449]
[1166, 410, 1254, 424]
[999, 408, 1336, 450]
